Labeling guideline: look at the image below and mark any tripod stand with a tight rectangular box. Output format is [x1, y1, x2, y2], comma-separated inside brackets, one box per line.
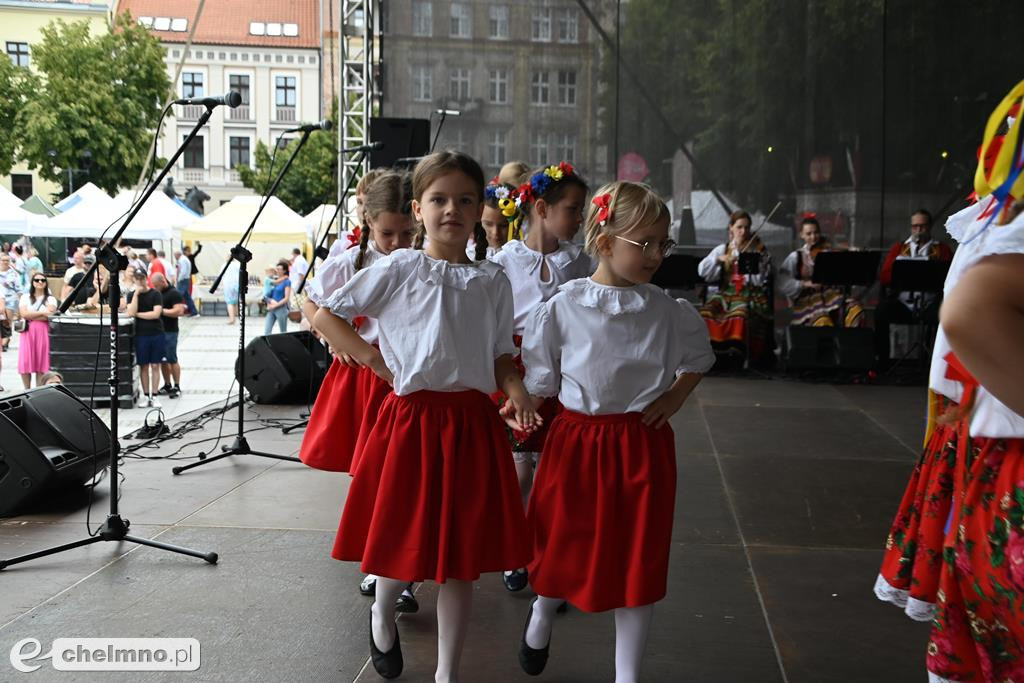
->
[172, 131, 323, 474]
[1, 102, 226, 570]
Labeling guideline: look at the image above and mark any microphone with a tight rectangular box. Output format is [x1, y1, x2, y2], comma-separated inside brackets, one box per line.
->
[175, 91, 242, 108]
[435, 109, 461, 117]
[283, 120, 334, 133]
[341, 141, 385, 153]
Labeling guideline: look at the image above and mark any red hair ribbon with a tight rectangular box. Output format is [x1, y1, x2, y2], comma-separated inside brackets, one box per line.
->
[801, 211, 817, 219]
[592, 193, 612, 225]
[345, 225, 361, 249]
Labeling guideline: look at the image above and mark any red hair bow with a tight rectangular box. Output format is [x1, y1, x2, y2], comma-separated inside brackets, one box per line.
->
[345, 225, 361, 249]
[801, 211, 817, 220]
[592, 193, 613, 225]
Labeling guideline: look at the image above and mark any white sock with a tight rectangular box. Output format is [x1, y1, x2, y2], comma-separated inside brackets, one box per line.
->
[614, 604, 654, 683]
[435, 579, 473, 683]
[371, 576, 404, 652]
[514, 455, 537, 508]
[525, 595, 562, 650]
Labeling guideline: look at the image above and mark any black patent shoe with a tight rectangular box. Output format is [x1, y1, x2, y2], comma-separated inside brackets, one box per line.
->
[395, 586, 419, 613]
[503, 568, 529, 592]
[518, 599, 550, 676]
[369, 609, 403, 679]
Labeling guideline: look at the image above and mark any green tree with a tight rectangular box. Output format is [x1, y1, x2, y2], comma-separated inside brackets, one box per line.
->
[17, 12, 170, 198]
[238, 99, 339, 215]
[0, 57, 30, 176]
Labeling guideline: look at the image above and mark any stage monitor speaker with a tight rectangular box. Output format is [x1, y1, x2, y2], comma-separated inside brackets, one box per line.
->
[237, 331, 330, 404]
[369, 117, 430, 169]
[0, 385, 111, 516]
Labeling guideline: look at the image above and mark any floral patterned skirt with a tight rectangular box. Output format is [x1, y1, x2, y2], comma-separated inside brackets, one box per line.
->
[927, 436, 1024, 682]
[698, 285, 773, 363]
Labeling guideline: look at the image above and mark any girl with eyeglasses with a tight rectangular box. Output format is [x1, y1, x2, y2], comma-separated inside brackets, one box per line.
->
[514, 181, 713, 681]
[18, 274, 57, 389]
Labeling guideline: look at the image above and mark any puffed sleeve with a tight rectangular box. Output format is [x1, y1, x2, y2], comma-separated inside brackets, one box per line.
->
[521, 301, 561, 397]
[322, 253, 397, 321]
[697, 244, 724, 283]
[777, 250, 803, 299]
[307, 250, 356, 307]
[491, 269, 517, 358]
[673, 298, 715, 375]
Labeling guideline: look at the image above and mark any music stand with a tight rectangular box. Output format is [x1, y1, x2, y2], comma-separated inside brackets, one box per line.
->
[886, 259, 950, 374]
[811, 251, 882, 288]
[651, 253, 701, 290]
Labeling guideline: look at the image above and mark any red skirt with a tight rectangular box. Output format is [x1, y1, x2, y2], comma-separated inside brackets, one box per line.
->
[875, 407, 959, 621]
[299, 358, 390, 473]
[927, 436, 1024, 682]
[332, 390, 530, 583]
[527, 410, 676, 613]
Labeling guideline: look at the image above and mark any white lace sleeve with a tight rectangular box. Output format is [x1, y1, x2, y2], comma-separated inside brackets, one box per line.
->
[322, 255, 397, 321]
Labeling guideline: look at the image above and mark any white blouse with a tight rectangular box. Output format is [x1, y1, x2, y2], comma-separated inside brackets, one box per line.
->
[940, 203, 1024, 438]
[308, 240, 383, 344]
[466, 243, 500, 261]
[488, 239, 594, 336]
[522, 278, 715, 415]
[698, 243, 771, 291]
[324, 249, 516, 396]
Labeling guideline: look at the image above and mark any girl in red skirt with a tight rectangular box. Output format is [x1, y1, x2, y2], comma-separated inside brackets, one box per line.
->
[489, 163, 593, 591]
[513, 181, 714, 681]
[925, 84, 1024, 682]
[313, 151, 539, 681]
[302, 172, 417, 608]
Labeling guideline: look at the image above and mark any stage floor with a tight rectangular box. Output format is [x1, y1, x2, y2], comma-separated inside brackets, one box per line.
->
[0, 376, 931, 681]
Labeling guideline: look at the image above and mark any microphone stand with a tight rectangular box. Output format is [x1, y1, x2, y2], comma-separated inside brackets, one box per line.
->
[1, 105, 221, 569]
[430, 111, 450, 153]
[171, 130, 319, 474]
[283, 148, 368, 435]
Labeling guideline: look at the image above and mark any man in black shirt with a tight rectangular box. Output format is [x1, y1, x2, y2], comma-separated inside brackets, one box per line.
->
[127, 270, 164, 408]
[153, 273, 186, 398]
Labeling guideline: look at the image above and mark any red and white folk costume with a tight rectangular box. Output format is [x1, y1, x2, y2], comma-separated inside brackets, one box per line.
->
[324, 249, 530, 581]
[300, 239, 391, 474]
[521, 278, 714, 612]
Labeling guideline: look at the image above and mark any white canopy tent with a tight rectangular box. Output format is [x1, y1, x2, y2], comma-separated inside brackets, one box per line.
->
[27, 185, 118, 239]
[0, 184, 23, 210]
[180, 196, 310, 282]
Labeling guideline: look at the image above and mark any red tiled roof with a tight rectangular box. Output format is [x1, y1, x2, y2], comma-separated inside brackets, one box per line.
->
[117, 0, 320, 49]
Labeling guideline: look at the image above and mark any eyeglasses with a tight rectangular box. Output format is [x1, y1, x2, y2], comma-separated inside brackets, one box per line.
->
[614, 235, 676, 259]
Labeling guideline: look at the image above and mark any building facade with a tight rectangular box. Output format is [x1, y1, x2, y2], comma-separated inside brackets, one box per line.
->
[119, 0, 322, 207]
[380, 0, 608, 181]
[0, 0, 112, 201]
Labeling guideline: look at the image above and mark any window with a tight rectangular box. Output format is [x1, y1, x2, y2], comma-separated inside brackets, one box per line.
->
[488, 68, 508, 104]
[488, 129, 508, 167]
[557, 8, 579, 43]
[5, 42, 29, 68]
[413, 1, 432, 36]
[283, 23, 299, 36]
[445, 127, 467, 152]
[275, 76, 296, 106]
[531, 8, 551, 41]
[10, 174, 32, 200]
[450, 3, 471, 38]
[182, 72, 204, 98]
[529, 131, 549, 166]
[449, 68, 471, 100]
[489, 5, 509, 39]
[530, 71, 549, 105]
[229, 74, 250, 104]
[153, 17, 171, 31]
[412, 65, 432, 101]
[557, 70, 577, 106]
[183, 135, 204, 168]
[249, 22, 265, 35]
[229, 137, 250, 169]
[555, 133, 576, 162]
[267, 23, 282, 36]
[170, 18, 188, 32]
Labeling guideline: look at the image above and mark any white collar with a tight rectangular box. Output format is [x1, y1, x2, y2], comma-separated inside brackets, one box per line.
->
[503, 239, 583, 273]
[410, 250, 501, 290]
[560, 278, 650, 316]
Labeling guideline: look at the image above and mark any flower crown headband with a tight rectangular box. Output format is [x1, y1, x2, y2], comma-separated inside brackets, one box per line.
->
[499, 161, 579, 241]
[485, 180, 527, 242]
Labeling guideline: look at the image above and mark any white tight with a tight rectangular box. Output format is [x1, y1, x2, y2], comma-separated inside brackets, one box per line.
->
[526, 595, 654, 682]
[371, 576, 474, 683]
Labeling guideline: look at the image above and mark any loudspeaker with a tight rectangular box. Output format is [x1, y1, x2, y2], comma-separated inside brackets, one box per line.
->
[237, 331, 330, 404]
[369, 117, 430, 169]
[0, 385, 111, 516]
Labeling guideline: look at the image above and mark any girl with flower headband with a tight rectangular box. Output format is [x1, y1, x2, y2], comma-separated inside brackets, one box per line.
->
[314, 150, 538, 681]
[300, 171, 419, 610]
[488, 161, 593, 592]
[468, 179, 521, 260]
[512, 180, 714, 680]
[881, 81, 1024, 682]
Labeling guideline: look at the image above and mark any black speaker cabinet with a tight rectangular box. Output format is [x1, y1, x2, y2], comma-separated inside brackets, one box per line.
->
[369, 117, 430, 169]
[49, 316, 137, 408]
[237, 331, 330, 404]
[0, 385, 112, 516]
[785, 326, 875, 371]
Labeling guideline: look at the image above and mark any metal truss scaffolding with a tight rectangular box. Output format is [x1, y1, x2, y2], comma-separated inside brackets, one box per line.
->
[338, 0, 380, 215]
